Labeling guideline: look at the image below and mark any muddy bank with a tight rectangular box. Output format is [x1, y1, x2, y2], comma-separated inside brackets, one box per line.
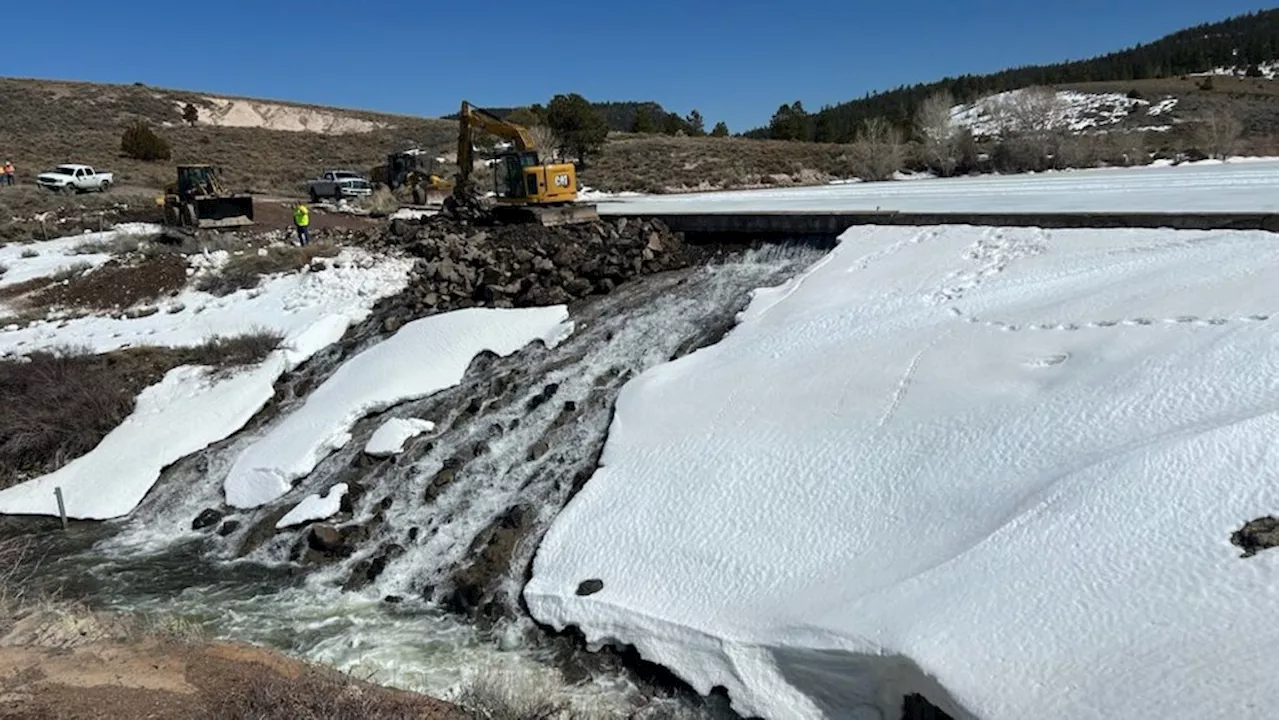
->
[0, 639, 465, 719]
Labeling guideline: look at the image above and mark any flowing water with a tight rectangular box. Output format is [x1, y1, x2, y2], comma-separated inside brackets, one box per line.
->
[11, 245, 826, 716]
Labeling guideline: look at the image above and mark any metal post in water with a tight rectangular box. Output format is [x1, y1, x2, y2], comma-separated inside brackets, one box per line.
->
[54, 487, 68, 530]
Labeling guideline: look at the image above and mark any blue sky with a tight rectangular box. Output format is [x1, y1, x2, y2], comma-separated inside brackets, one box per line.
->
[3, 0, 1269, 131]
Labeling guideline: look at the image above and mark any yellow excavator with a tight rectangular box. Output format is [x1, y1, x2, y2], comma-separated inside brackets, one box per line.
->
[444, 101, 598, 226]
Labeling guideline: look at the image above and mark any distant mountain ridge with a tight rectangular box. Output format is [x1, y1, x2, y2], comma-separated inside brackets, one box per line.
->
[744, 8, 1278, 141]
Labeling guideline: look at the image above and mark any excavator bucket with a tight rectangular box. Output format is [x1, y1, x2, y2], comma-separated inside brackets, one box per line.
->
[194, 195, 255, 229]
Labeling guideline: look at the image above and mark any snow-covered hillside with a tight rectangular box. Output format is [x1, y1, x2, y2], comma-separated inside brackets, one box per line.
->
[949, 87, 1177, 137]
[0, 233, 415, 519]
[1192, 60, 1279, 80]
[526, 224, 1279, 720]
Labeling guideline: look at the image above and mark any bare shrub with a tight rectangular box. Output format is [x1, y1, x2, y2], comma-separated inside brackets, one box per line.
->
[915, 90, 961, 176]
[1, 537, 35, 631]
[21, 248, 38, 259]
[47, 261, 93, 282]
[454, 664, 569, 719]
[996, 86, 1065, 136]
[1195, 100, 1245, 159]
[527, 125, 561, 160]
[184, 328, 282, 368]
[0, 346, 177, 485]
[196, 243, 339, 296]
[847, 117, 904, 181]
[359, 187, 400, 216]
[201, 667, 435, 720]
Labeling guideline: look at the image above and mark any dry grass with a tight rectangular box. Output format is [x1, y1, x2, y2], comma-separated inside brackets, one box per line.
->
[24, 255, 187, 312]
[186, 328, 284, 368]
[0, 536, 37, 636]
[195, 242, 340, 296]
[0, 334, 281, 485]
[582, 133, 853, 193]
[0, 185, 162, 244]
[0, 78, 458, 197]
[201, 668, 441, 720]
[360, 186, 400, 216]
[454, 665, 568, 719]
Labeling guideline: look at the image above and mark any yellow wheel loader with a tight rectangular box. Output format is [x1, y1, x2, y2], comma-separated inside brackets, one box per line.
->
[444, 101, 598, 226]
[370, 150, 453, 206]
[157, 165, 254, 230]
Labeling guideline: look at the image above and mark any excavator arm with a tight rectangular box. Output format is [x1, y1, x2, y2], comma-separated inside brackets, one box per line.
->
[455, 101, 537, 191]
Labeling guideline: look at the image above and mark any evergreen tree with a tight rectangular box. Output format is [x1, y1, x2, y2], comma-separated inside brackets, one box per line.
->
[546, 94, 609, 164]
[710, 121, 730, 137]
[120, 121, 171, 161]
[631, 109, 658, 133]
[685, 109, 705, 136]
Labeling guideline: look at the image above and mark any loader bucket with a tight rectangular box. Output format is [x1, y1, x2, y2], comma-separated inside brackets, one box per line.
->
[195, 195, 255, 229]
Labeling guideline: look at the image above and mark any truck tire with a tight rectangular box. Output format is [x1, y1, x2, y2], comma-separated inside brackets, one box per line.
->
[62, 184, 76, 195]
[99, 180, 110, 193]
[310, 188, 320, 203]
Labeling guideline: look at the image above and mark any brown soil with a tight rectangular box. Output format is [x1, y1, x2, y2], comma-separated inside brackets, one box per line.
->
[25, 254, 188, 312]
[251, 200, 383, 232]
[0, 641, 467, 720]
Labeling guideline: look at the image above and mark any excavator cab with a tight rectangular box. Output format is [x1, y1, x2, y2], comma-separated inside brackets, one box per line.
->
[493, 150, 581, 207]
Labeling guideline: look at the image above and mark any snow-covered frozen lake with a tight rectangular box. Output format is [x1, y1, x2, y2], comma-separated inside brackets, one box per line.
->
[527, 223, 1280, 720]
[597, 160, 1279, 214]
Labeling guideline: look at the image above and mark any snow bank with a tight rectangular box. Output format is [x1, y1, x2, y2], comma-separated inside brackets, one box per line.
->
[389, 208, 437, 221]
[0, 247, 413, 520]
[0, 247, 412, 357]
[0, 364, 279, 519]
[364, 418, 436, 457]
[526, 225, 1279, 720]
[276, 484, 349, 529]
[0, 223, 161, 289]
[599, 160, 1279, 215]
[225, 306, 575, 508]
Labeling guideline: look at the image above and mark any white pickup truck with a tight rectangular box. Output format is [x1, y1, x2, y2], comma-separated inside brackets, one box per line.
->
[36, 164, 114, 193]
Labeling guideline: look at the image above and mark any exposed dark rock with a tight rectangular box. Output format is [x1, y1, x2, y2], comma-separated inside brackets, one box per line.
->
[1232, 515, 1279, 558]
[384, 595, 404, 604]
[191, 508, 223, 531]
[362, 214, 691, 328]
[576, 579, 604, 596]
[216, 520, 240, 537]
[307, 524, 346, 556]
[442, 504, 535, 618]
[382, 316, 402, 333]
[423, 467, 457, 504]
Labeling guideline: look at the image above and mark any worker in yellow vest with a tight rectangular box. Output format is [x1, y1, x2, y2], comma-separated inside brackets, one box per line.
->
[293, 202, 310, 246]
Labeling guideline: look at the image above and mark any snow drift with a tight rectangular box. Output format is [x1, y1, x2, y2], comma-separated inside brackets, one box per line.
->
[224, 306, 575, 508]
[526, 224, 1279, 720]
